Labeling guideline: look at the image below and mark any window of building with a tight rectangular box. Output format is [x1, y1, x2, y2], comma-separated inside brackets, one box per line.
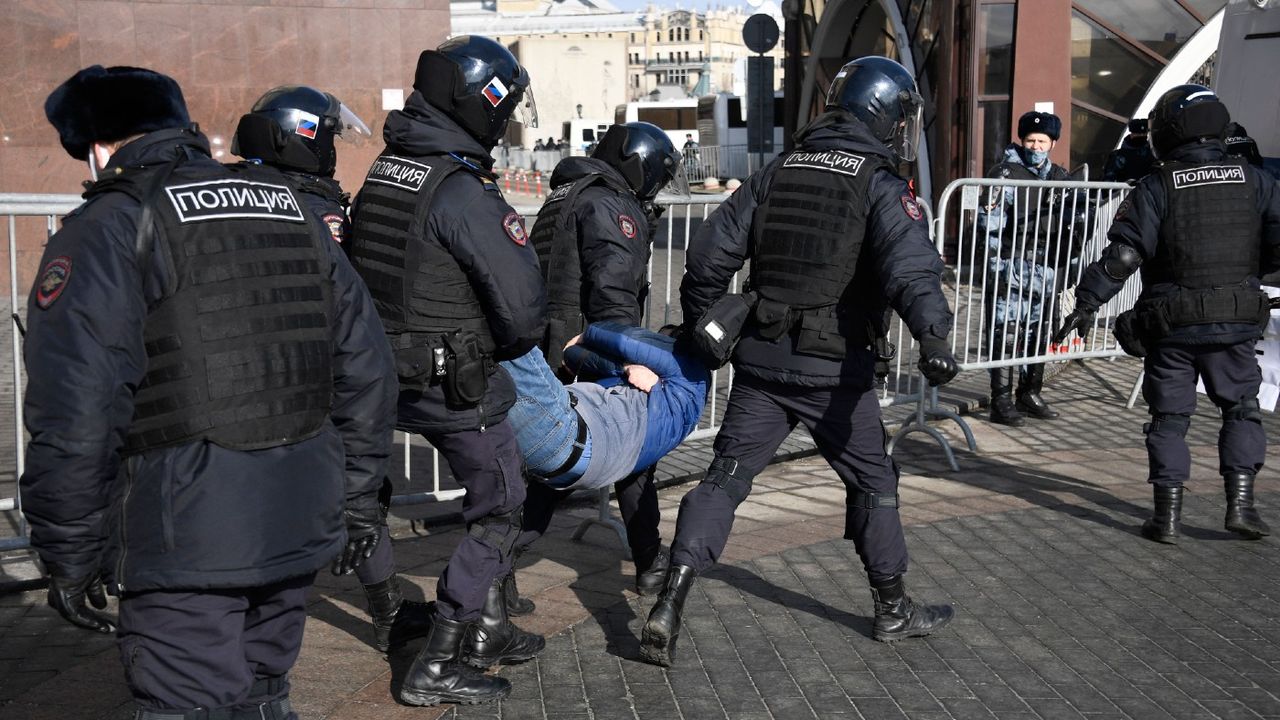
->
[633, 74, 639, 88]
[700, 30, 704, 40]
[669, 28, 675, 41]
[974, 2, 1016, 171]
[1074, 0, 1198, 59]
[698, 50, 704, 61]
[1070, 11, 1160, 112]
[631, 33, 635, 42]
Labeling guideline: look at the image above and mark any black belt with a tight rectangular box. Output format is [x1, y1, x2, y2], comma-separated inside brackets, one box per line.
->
[543, 393, 588, 480]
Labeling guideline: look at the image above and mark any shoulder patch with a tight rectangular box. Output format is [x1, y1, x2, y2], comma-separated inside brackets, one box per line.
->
[503, 211, 528, 246]
[322, 213, 346, 243]
[544, 183, 573, 205]
[782, 150, 866, 177]
[1170, 165, 1246, 189]
[901, 194, 923, 221]
[36, 256, 72, 309]
[1114, 197, 1131, 221]
[164, 179, 306, 224]
[365, 155, 432, 192]
[618, 214, 637, 239]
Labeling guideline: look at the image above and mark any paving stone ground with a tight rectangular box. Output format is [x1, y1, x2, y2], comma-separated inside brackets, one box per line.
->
[2, 357, 1279, 720]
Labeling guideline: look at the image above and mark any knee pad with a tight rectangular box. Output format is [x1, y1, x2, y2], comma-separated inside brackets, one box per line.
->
[1222, 397, 1262, 423]
[1144, 413, 1191, 437]
[699, 457, 753, 505]
[467, 506, 524, 563]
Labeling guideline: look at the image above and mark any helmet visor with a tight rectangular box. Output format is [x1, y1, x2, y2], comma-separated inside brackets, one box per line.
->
[657, 158, 691, 199]
[336, 102, 371, 139]
[511, 85, 539, 129]
[895, 91, 924, 163]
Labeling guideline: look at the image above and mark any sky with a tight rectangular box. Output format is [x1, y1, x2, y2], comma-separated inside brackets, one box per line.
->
[602, 0, 759, 12]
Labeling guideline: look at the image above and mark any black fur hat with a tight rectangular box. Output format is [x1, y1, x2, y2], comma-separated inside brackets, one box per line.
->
[45, 65, 190, 161]
[1017, 111, 1061, 141]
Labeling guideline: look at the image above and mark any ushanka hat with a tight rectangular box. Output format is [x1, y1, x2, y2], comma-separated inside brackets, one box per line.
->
[45, 65, 190, 161]
[1017, 111, 1061, 141]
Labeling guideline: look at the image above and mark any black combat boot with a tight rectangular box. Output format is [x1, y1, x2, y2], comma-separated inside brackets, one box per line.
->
[460, 579, 546, 669]
[639, 564, 696, 667]
[399, 614, 511, 707]
[1141, 484, 1182, 544]
[1015, 364, 1059, 419]
[870, 575, 955, 643]
[1224, 472, 1271, 539]
[634, 547, 670, 597]
[989, 369, 1026, 427]
[362, 574, 435, 652]
[499, 568, 535, 617]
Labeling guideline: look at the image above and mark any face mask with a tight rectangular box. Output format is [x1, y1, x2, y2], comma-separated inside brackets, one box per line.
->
[1023, 148, 1049, 167]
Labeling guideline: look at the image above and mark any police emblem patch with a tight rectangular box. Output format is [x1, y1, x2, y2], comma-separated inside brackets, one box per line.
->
[322, 213, 346, 243]
[619, 214, 637, 239]
[1114, 198, 1131, 221]
[36, 256, 72, 309]
[295, 111, 320, 139]
[482, 77, 509, 107]
[503, 211, 527, 246]
[901, 194, 923, 221]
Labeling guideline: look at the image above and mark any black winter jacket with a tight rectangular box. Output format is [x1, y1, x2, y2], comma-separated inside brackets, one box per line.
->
[1076, 140, 1280, 345]
[362, 93, 548, 434]
[19, 128, 398, 593]
[544, 157, 652, 325]
[680, 111, 953, 387]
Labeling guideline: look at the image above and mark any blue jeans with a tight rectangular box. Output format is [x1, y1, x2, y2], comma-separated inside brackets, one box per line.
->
[499, 348, 590, 487]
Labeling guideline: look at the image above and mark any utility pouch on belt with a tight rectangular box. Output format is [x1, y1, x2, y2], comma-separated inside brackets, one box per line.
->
[795, 310, 848, 360]
[442, 331, 489, 407]
[393, 344, 439, 391]
[692, 291, 757, 369]
[753, 298, 792, 341]
[1112, 309, 1148, 357]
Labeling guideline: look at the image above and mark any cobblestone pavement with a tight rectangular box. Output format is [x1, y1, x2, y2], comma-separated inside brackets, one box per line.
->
[2, 357, 1279, 720]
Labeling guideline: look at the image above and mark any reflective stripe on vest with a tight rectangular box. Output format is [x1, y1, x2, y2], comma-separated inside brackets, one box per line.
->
[1148, 159, 1260, 289]
[125, 161, 335, 453]
[347, 152, 496, 352]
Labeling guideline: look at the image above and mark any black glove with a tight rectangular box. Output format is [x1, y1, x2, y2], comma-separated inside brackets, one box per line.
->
[47, 570, 115, 634]
[917, 336, 959, 387]
[332, 495, 385, 576]
[1052, 308, 1097, 346]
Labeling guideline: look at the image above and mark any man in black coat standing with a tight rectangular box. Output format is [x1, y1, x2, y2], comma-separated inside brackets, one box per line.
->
[639, 56, 961, 667]
[23, 65, 398, 719]
[1056, 84, 1280, 545]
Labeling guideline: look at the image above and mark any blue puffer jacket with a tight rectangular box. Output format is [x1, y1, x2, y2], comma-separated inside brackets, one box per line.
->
[565, 322, 710, 471]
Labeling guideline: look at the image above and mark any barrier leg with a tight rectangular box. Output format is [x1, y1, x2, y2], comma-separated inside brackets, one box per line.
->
[571, 487, 632, 560]
[886, 375, 965, 472]
[1126, 369, 1144, 410]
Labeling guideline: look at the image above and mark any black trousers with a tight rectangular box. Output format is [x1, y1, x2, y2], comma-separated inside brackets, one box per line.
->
[426, 422, 528, 622]
[669, 375, 909, 583]
[517, 465, 662, 565]
[116, 573, 313, 714]
[1143, 341, 1266, 487]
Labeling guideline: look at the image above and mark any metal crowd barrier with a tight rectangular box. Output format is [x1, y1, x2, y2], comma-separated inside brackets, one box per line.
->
[919, 177, 1143, 466]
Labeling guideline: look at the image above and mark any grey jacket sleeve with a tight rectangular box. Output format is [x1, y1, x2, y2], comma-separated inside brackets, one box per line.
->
[19, 196, 148, 576]
[865, 171, 953, 341]
[322, 234, 397, 504]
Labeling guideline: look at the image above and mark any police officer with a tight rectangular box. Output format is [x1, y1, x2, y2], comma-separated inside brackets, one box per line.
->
[639, 56, 960, 667]
[24, 65, 398, 719]
[231, 85, 434, 653]
[345, 36, 547, 706]
[512, 122, 685, 605]
[1055, 85, 1280, 544]
[980, 110, 1072, 426]
[1104, 118, 1156, 183]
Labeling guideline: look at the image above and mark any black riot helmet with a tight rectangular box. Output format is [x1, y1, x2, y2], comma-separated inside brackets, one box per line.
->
[1147, 84, 1230, 159]
[231, 85, 370, 177]
[825, 56, 924, 162]
[592, 122, 689, 200]
[414, 35, 538, 149]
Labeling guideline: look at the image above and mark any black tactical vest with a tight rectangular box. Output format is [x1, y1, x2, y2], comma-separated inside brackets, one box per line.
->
[346, 152, 496, 353]
[1148, 159, 1260, 289]
[752, 149, 882, 309]
[530, 172, 636, 369]
[100, 161, 335, 453]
